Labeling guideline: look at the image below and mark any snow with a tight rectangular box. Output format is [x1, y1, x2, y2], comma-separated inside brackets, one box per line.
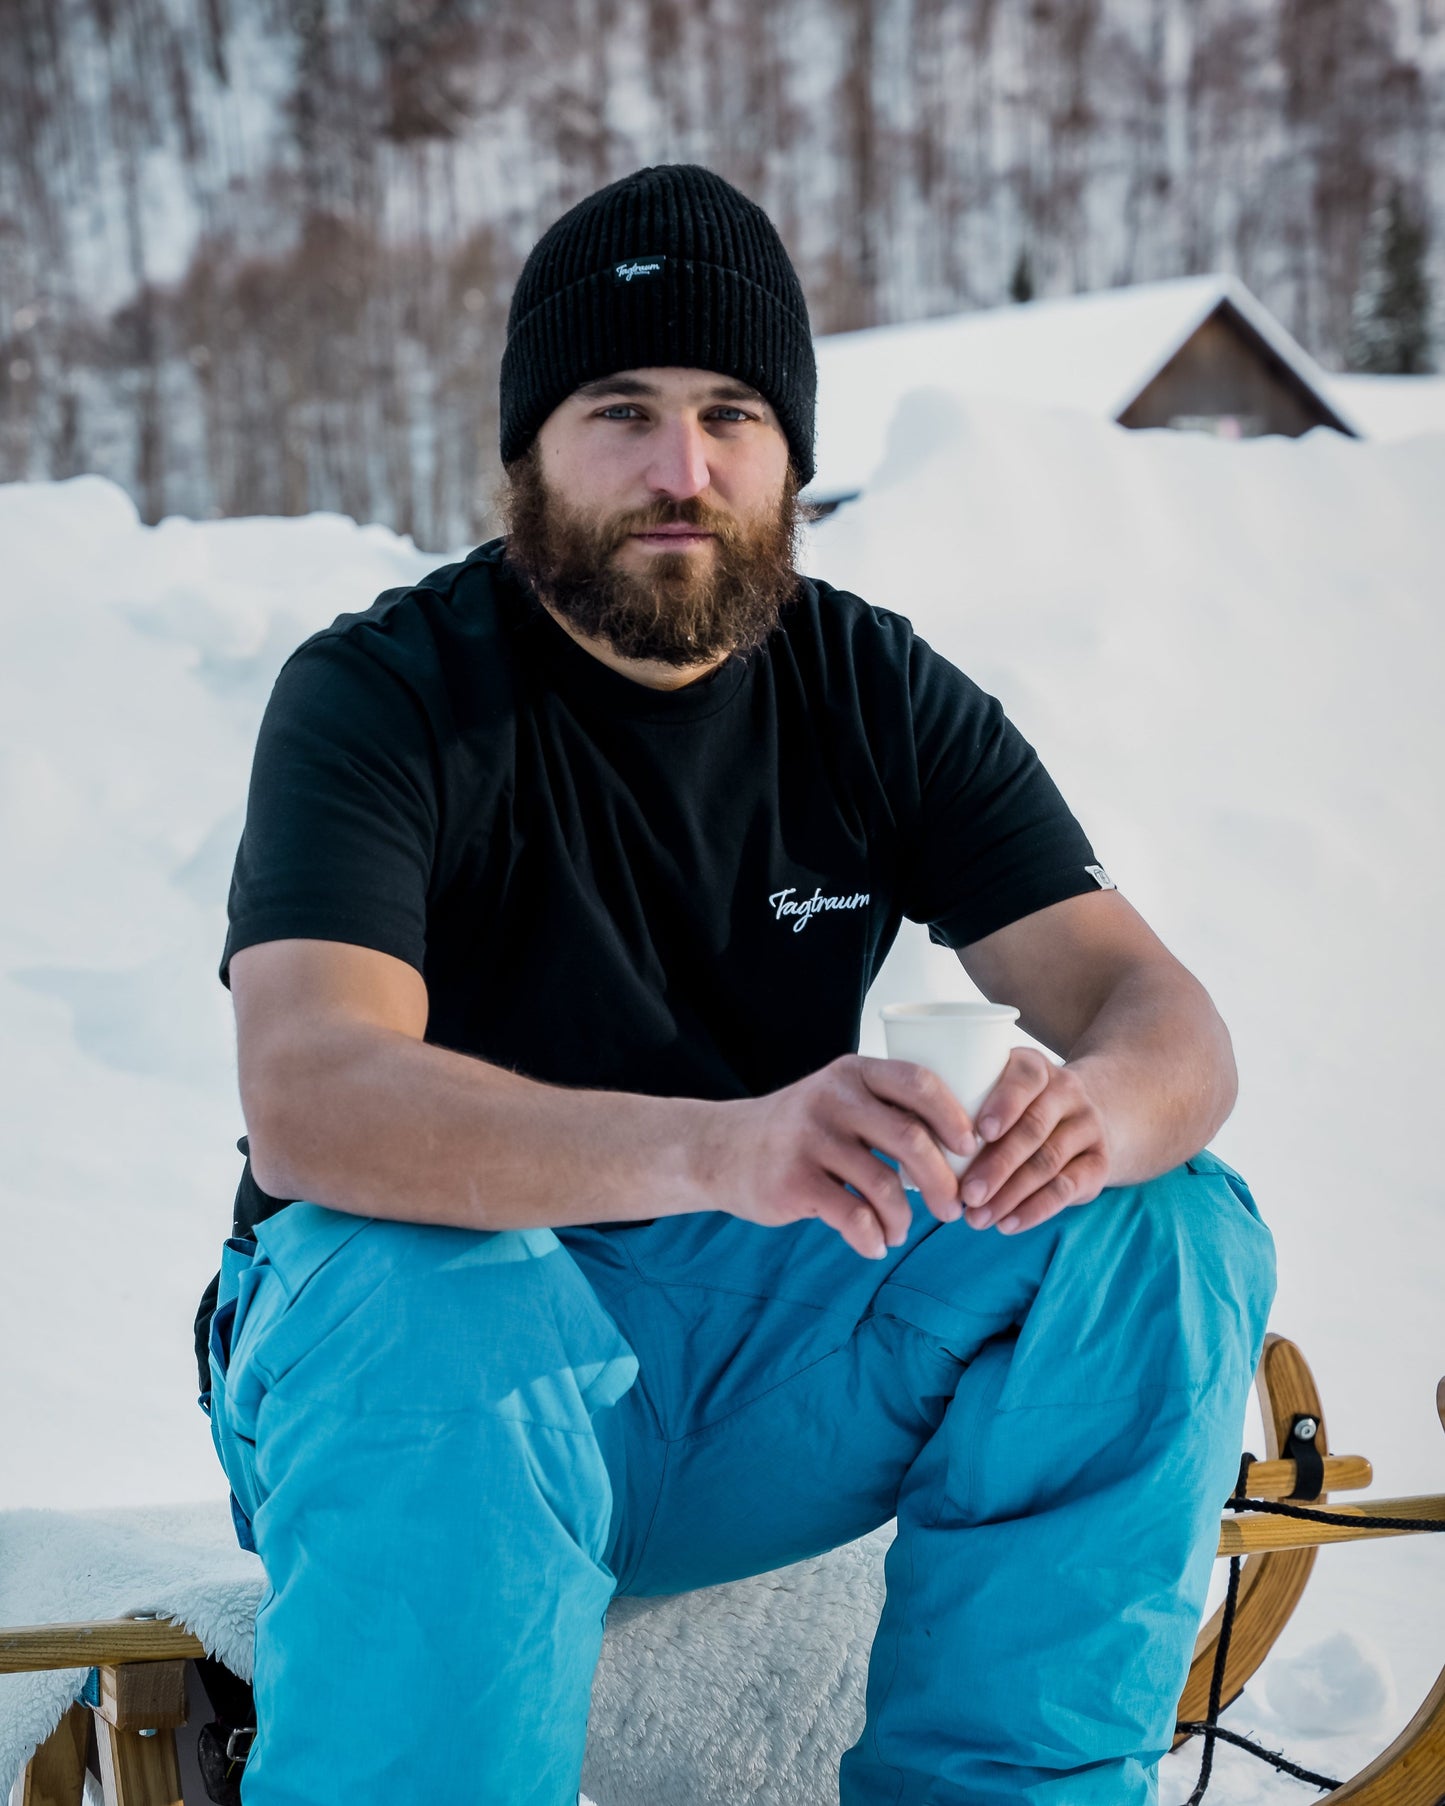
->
[808, 275, 1364, 501]
[1260, 1630, 1397, 1737]
[4, 393, 1445, 1800]
[1326, 373, 1445, 443]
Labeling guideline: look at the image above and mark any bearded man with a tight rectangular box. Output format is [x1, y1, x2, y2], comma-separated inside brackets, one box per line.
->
[196, 164, 1275, 1806]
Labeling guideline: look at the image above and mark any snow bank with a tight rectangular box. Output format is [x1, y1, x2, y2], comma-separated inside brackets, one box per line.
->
[0, 478, 442, 1507]
[3, 399, 1443, 1798]
[1327, 372, 1445, 443]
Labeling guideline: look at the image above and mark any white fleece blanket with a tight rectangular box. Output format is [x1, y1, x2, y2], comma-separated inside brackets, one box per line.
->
[1, 1500, 891, 1804]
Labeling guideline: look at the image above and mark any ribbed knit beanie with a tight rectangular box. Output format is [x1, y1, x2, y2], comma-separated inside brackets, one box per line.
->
[500, 164, 816, 486]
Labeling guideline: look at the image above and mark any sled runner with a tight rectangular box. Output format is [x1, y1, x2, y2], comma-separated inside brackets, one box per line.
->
[5, 1334, 1444, 1806]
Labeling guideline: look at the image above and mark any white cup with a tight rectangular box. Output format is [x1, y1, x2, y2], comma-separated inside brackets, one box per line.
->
[879, 1000, 1022, 1180]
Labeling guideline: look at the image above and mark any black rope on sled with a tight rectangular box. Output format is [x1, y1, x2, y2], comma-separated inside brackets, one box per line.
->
[1225, 1496, 1445, 1535]
[1175, 1718, 1344, 1793]
[1178, 1455, 1252, 1806]
[1174, 1449, 1445, 1802]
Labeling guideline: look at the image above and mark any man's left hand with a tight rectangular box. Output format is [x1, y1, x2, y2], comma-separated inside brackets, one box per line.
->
[957, 1048, 1113, 1235]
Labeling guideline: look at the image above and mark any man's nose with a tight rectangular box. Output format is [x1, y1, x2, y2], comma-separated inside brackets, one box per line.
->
[644, 416, 712, 502]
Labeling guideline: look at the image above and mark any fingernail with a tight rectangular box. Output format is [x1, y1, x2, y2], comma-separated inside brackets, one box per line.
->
[968, 1207, 992, 1229]
[956, 1132, 978, 1157]
[997, 1218, 1019, 1234]
[962, 1178, 987, 1206]
[978, 1117, 999, 1141]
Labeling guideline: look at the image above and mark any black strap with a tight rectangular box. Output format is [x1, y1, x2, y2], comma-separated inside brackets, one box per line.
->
[1286, 1418, 1326, 1501]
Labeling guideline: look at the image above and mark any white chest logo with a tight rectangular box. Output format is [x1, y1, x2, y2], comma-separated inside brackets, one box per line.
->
[768, 886, 871, 933]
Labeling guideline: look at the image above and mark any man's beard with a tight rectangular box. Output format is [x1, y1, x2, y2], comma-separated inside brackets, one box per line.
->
[498, 447, 803, 668]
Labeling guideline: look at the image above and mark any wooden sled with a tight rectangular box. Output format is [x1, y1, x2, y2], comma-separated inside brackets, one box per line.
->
[4, 1615, 203, 1806]
[1174, 1334, 1445, 1801]
[6, 1333, 1444, 1805]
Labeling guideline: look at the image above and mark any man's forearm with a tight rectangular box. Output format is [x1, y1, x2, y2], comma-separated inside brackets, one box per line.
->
[246, 1022, 719, 1231]
[1063, 963, 1238, 1185]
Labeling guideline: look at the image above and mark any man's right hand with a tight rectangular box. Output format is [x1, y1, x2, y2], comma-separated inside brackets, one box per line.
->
[702, 1056, 977, 1259]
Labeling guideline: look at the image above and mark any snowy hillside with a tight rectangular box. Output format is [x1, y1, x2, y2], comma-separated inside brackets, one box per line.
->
[3, 395, 1444, 1799]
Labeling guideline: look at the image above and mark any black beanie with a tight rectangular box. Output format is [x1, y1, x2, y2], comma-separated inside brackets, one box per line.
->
[499, 164, 816, 486]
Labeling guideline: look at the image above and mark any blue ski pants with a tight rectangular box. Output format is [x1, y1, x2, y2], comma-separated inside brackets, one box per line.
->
[204, 1150, 1275, 1805]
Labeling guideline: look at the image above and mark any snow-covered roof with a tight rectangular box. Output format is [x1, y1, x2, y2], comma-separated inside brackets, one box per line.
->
[808, 274, 1365, 500]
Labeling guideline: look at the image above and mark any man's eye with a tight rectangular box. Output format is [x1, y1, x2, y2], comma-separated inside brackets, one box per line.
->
[710, 407, 751, 422]
[598, 404, 642, 420]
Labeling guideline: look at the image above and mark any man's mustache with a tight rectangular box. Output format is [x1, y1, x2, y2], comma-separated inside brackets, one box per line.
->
[602, 498, 740, 548]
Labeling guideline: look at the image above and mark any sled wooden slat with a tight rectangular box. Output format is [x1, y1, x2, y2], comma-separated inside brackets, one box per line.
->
[0, 1619, 205, 1673]
[1219, 1492, 1445, 1554]
[1241, 1451, 1372, 1497]
[93, 1709, 184, 1806]
[20, 1701, 89, 1806]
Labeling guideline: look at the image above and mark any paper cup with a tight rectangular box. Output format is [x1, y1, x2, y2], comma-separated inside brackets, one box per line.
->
[880, 1000, 1021, 1179]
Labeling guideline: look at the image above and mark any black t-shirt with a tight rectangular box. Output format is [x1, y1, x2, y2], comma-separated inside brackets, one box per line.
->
[193, 538, 1105, 1394]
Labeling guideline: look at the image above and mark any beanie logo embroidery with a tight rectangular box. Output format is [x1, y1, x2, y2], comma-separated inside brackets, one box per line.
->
[613, 256, 667, 284]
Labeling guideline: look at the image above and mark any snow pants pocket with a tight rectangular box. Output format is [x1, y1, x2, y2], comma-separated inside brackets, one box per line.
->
[206, 1205, 376, 1553]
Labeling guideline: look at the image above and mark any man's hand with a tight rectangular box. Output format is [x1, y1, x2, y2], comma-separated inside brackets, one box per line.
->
[957, 1048, 1113, 1235]
[951, 891, 1239, 1231]
[712, 1055, 977, 1259]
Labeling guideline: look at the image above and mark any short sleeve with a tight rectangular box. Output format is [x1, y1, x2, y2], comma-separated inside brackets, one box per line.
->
[899, 633, 1107, 949]
[219, 632, 440, 989]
